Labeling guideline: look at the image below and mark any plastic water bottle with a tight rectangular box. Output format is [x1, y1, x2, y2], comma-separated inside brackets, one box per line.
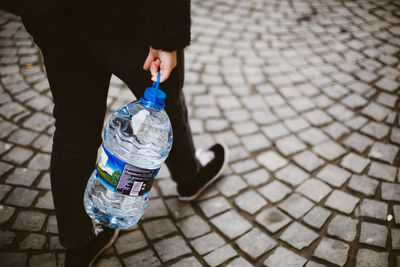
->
[84, 74, 172, 229]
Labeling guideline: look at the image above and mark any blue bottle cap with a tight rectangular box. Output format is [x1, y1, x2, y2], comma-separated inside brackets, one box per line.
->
[140, 86, 166, 109]
[140, 72, 166, 109]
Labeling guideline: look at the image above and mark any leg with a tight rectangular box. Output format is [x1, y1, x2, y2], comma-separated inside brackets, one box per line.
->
[32, 34, 112, 248]
[91, 40, 200, 185]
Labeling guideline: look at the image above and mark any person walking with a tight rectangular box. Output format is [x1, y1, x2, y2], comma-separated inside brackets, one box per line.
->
[2, 1, 228, 266]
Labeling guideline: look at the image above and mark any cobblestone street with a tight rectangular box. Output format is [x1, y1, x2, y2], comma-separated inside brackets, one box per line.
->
[1, 0, 400, 266]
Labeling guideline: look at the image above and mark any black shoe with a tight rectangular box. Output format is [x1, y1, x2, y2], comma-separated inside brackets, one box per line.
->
[65, 227, 119, 267]
[178, 143, 229, 201]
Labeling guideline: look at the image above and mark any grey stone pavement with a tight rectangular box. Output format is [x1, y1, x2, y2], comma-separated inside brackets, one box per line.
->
[0, 0, 400, 266]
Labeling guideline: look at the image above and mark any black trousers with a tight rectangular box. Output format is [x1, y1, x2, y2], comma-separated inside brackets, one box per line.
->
[26, 30, 199, 248]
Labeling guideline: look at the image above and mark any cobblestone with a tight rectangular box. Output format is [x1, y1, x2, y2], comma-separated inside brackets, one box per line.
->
[356, 249, 388, 267]
[313, 237, 349, 266]
[1, 2, 400, 265]
[325, 190, 360, 215]
[264, 247, 307, 267]
[359, 222, 388, 248]
[236, 228, 276, 260]
[211, 210, 251, 239]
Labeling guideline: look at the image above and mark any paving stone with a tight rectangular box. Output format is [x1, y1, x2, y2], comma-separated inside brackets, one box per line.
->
[217, 175, 247, 197]
[361, 102, 391, 122]
[143, 218, 177, 240]
[190, 232, 225, 255]
[236, 228, 276, 260]
[28, 153, 51, 170]
[283, 118, 310, 134]
[256, 151, 288, 171]
[327, 104, 354, 122]
[264, 247, 307, 267]
[342, 132, 373, 153]
[170, 257, 202, 267]
[154, 235, 191, 262]
[289, 97, 315, 112]
[0, 230, 15, 248]
[0, 184, 12, 202]
[165, 198, 195, 219]
[2, 146, 33, 165]
[390, 128, 400, 144]
[235, 190, 267, 215]
[96, 257, 124, 267]
[356, 248, 388, 267]
[303, 206, 331, 229]
[358, 199, 388, 220]
[306, 261, 326, 267]
[5, 187, 38, 207]
[317, 164, 351, 188]
[322, 84, 349, 99]
[230, 158, 258, 173]
[293, 150, 325, 172]
[361, 121, 390, 140]
[199, 196, 231, 218]
[123, 249, 161, 267]
[0, 204, 15, 225]
[276, 135, 307, 156]
[325, 190, 359, 215]
[347, 175, 379, 196]
[394, 205, 400, 224]
[177, 214, 210, 238]
[214, 131, 240, 146]
[251, 110, 278, 125]
[241, 133, 271, 152]
[45, 215, 57, 234]
[115, 230, 147, 254]
[368, 161, 397, 182]
[243, 168, 269, 186]
[323, 122, 349, 140]
[22, 112, 54, 132]
[381, 182, 400, 201]
[204, 244, 237, 266]
[341, 94, 368, 109]
[376, 92, 398, 108]
[262, 123, 289, 140]
[255, 207, 291, 234]
[327, 214, 358, 242]
[279, 193, 314, 219]
[303, 109, 333, 126]
[375, 77, 398, 92]
[49, 236, 64, 250]
[35, 191, 54, 210]
[7, 128, 38, 146]
[20, 233, 46, 250]
[13, 210, 46, 231]
[310, 237, 345, 266]
[275, 164, 309, 186]
[280, 222, 318, 250]
[28, 253, 56, 267]
[226, 257, 253, 267]
[313, 141, 346, 161]
[340, 152, 370, 174]
[296, 178, 332, 202]
[368, 142, 399, 164]
[359, 222, 388, 248]
[392, 228, 400, 249]
[138, 198, 168, 220]
[211, 210, 252, 239]
[5, 167, 39, 186]
[258, 180, 291, 203]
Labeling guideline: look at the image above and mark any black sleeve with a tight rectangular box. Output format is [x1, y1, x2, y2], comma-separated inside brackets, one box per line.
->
[141, 0, 191, 52]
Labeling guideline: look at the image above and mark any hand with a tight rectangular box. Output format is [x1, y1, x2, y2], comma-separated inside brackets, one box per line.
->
[143, 47, 177, 83]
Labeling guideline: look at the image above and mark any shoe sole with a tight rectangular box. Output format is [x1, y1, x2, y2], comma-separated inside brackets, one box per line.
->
[179, 143, 229, 202]
[88, 229, 120, 267]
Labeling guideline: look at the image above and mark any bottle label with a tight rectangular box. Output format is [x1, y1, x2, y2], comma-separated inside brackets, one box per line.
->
[96, 145, 159, 196]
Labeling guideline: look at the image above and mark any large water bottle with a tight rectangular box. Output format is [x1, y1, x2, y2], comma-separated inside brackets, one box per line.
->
[84, 75, 172, 229]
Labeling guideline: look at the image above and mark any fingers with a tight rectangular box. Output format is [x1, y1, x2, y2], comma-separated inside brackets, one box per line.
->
[144, 47, 177, 83]
[142, 51, 155, 70]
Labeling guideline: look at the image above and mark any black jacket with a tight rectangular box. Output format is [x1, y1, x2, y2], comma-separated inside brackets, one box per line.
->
[18, 0, 191, 52]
